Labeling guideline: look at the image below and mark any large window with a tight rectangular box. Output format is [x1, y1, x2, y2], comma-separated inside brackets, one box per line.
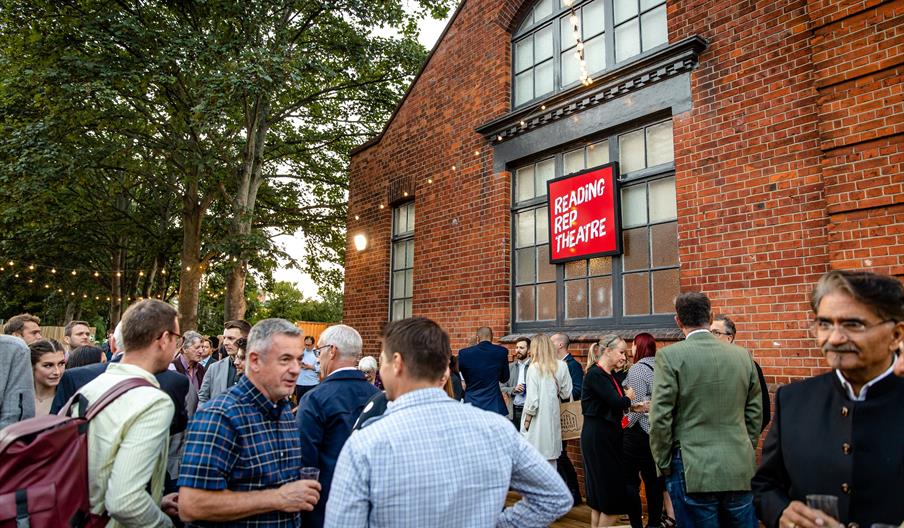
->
[513, 0, 668, 107]
[390, 202, 414, 321]
[512, 118, 677, 330]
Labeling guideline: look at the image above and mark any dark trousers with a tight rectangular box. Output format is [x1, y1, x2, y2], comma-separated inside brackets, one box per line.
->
[557, 440, 582, 503]
[624, 424, 664, 528]
[512, 405, 524, 429]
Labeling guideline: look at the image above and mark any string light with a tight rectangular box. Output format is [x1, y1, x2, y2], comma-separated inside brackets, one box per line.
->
[71, 270, 77, 276]
[427, 178, 433, 184]
[28, 264, 34, 271]
[354, 215, 360, 220]
[138, 270, 145, 277]
[93, 271, 99, 277]
[566, 3, 592, 86]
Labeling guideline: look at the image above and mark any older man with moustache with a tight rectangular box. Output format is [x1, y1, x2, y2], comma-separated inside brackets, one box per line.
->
[753, 270, 904, 528]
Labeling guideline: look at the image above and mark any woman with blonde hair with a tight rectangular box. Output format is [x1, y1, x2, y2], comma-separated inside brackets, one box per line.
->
[581, 334, 644, 527]
[521, 334, 572, 467]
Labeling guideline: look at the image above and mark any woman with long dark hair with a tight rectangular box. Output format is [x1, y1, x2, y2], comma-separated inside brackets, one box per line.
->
[28, 339, 66, 416]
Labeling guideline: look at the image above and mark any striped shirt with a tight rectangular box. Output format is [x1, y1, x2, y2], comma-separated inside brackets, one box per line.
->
[178, 375, 301, 527]
[626, 356, 656, 433]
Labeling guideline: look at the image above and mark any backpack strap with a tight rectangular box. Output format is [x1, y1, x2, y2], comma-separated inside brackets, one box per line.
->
[84, 378, 156, 421]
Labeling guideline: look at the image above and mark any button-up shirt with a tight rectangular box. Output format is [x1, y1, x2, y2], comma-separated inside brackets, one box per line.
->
[296, 348, 320, 387]
[325, 387, 573, 528]
[835, 354, 897, 401]
[178, 375, 301, 527]
[512, 359, 529, 408]
[77, 362, 174, 528]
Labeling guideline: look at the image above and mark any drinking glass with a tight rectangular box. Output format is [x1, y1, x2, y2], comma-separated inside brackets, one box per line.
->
[299, 467, 320, 481]
[805, 495, 839, 520]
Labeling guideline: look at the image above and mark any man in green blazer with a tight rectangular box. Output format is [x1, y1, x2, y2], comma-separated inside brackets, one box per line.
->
[649, 292, 762, 528]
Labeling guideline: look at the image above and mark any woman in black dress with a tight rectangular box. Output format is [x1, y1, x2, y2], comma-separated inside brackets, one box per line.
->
[582, 334, 640, 527]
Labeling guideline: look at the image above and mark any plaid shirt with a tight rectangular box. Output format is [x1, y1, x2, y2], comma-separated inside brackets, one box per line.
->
[325, 388, 573, 528]
[178, 375, 301, 527]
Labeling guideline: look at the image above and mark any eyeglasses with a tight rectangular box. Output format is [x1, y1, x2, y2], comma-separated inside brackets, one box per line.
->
[710, 329, 733, 337]
[313, 344, 332, 357]
[809, 318, 895, 336]
[160, 330, 184, 348]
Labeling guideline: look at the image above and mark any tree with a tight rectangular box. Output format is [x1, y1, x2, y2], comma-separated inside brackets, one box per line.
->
[257, 281, 342, 323]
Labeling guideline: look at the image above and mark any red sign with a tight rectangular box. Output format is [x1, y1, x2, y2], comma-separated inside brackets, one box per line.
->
[547, 162, 622, 263]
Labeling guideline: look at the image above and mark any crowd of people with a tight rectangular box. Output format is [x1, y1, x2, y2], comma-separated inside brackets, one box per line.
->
[0, 268, 902, 527]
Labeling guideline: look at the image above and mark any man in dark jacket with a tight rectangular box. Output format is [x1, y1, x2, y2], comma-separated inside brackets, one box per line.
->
[296, 324, 379, 528]
[457, 327, 509, 415]
[753, 270, 904, 528]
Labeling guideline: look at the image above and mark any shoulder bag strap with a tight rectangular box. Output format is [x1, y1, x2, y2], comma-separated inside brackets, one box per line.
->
[85, 378, 156, 421]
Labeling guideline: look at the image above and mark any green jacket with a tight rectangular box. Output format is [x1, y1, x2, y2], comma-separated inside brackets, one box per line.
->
[649, 330, 762, 493]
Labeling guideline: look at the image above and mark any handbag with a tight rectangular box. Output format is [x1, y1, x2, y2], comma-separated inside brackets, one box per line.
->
[556, 374, 584, 441]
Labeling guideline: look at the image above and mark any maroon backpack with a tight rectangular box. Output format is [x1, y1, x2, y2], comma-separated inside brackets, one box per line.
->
[0, 378, 153, 528]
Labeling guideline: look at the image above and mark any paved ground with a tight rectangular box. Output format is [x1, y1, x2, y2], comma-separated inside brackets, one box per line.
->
[505, 492, 632, 528]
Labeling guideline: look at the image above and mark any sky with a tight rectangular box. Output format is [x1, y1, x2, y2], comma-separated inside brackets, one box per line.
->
[272, 5, 453, 299]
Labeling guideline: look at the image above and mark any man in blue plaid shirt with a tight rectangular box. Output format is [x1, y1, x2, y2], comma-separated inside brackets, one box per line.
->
[325, 317, 573, 528]
[177, 319, 321, 527]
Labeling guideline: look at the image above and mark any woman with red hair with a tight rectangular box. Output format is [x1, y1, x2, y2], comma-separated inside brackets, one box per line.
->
[624, 333, 674, 528]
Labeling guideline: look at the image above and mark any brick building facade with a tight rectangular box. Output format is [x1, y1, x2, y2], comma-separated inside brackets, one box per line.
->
[342, 0, 903, 482]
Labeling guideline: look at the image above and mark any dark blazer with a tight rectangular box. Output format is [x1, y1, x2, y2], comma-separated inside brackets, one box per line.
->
[296, 369, 380, 528]
[753, 360, 771, 432]
[752, 371, 904, 527]
[563, 354, 583, 400]
[457, 341, 510, 415]
[581, 364, 630, 424]
[50, 359, 190, 435]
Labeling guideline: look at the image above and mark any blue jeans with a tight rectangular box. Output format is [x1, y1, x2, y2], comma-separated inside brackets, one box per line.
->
[664, 449, 757, 528]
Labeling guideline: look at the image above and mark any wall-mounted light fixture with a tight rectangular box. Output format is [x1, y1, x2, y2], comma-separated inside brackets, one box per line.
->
[353, 233, 368, 252]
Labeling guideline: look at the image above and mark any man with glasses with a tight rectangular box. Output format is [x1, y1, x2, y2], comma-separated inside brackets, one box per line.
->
[711, 315, 771, 432]
[295, 335, 320, 401]
[753, 270, 904, 528]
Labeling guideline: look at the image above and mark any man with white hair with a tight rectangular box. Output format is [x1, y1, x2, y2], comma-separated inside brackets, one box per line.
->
[296, 324, 380, 528]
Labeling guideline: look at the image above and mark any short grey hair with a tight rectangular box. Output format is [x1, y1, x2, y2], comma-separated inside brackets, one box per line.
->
[112, 322, 124, 354]
[247, 319, 302, 358]
[358, 355, 378, 372]
[182, 330, 203, 349]
[319, 324, 362, 360]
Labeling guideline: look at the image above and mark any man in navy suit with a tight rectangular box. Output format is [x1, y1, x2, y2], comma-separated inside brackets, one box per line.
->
[296, 324, 379, 528]
[457, 327, 510, 415]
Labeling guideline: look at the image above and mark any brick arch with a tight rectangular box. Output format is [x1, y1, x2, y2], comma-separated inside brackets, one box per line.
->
[496, 0, 538, 34]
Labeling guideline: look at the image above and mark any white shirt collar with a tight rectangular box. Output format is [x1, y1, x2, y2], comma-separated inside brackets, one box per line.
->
[685, 328, 712, 338]
[835, 355, 897, 401]
[331, 366, 359, 374]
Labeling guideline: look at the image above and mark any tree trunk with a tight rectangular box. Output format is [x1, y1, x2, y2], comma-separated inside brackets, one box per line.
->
[110, 246, 123, 328]
[177, 190, 205, 331]
[223, 261, 247, 321]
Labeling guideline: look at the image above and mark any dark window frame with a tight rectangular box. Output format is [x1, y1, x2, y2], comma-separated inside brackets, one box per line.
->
[389, 201, 415, 321]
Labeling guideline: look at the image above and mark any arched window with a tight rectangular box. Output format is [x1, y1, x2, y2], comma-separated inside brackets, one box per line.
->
[512, 0, 668, 108]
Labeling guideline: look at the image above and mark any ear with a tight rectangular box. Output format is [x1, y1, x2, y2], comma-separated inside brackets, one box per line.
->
[888, 321, 904, 352]
[674, 315, 682, 329]
[392, 352, 404, 376]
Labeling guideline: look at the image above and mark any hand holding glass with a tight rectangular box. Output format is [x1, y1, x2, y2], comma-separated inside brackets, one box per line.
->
[805, 495, 839, 520]
[299, 467, 320, 482]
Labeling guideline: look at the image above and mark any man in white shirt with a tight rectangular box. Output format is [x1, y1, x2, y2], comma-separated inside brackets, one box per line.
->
[501, 337, 530, 429]
[77, 299, 182, 527]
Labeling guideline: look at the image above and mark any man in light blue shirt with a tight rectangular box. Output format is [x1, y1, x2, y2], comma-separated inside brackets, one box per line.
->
[325, 317, 573, 528]
[295, 335, 320, 401]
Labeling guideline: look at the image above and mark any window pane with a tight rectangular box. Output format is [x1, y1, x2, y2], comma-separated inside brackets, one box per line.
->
[589, 256, 612, 276]
[392, 300, 406, 321]
[515, 38, 533, 71]
[518, 11, 534, 32]
[583, 0, 605, 38]
[393, 242, 406, 270]
[651, 221, 678, 267]
[392, 271, 406, 299]
[537, 283, 557, 320]
[615, 18, 641, 63]
[536, 207, 549, 244]
[535, 25, 554, 61]
[565, 259, 587, 279]
[516, 210, 535, 248]
[516, 165, 535, 202]
[652, 268, 680, 314]
[621, 185, 648, 227]
[649, 177, 677, 222]
[590, 276, 613, 317]
[619, 128, 646, 173]
[585, 35, 606, 74]
[534, 0, 554, 20]
[516, 286, 536, 322]
[641, 0, 665, 9]
[515, 70, 533, 106]
[393, 207, 406, 234]
[535, 158, 556, 193]
[405, 240, 414, 268]
[537, 244, 556, 282]
[535, 60, 554, 97]
[404, 299, 413, 318]
[405, 269, 413, 297]
[561, 11, 581, 47]
[406, 203, 415, 232]
[623, 227, 650, 271]
[588, 140, 610, 167]
[641, 5, 668, 51]
[566, 279, 589, 319]
[646, 120, 674, 167]
[624, 272, 650, 315]
[561, 50, 580, 85]
[614, 0, 638, 25]
[516, 247, 536, 285]
[564, 148, 585, 175]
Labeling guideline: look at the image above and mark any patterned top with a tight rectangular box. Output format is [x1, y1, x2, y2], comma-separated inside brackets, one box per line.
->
[325, 388, 573, 528]
[626, 356, 656, 433]
[178, 375, 301, 527]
